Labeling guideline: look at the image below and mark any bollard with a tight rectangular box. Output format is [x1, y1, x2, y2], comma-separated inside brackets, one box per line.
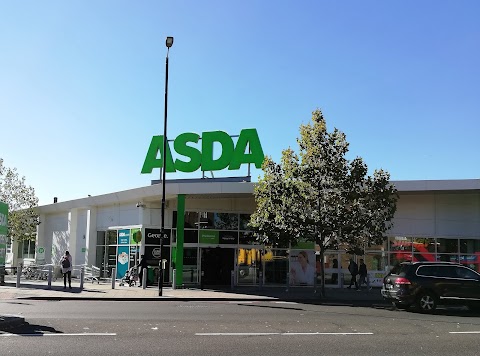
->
[80, 266, 84, 290]
[47, 265, 53, 290]
[339, 272, 344, 288]
[172, 269, 176, 290]
[231, 270, 235, 290]
[259, 270, 263, 290]
[142, 271, 147, 290]
[286, 272, 290, 292]
[200, 270, 204, 290]
[111, 268, 116, 289]
[313, 272, 317, 294]
[16, 263, 22, 288]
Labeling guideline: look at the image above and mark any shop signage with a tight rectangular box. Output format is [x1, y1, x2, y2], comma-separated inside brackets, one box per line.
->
[145, 228, 171, 245]
[118, 230, 130, 245]
[141, 128, 264, 174]
[219, 231, 238, 245]
[199, 230, 219, 244]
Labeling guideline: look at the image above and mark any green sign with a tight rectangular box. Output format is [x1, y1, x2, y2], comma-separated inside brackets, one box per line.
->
[0, 202, 8, 266]
[199, 230, 219, 244]
[141, 128, 264, 174]
[131, 228, 142, 244]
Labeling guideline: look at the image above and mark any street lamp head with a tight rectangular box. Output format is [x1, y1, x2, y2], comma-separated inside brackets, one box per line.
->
[166, 36, 174, 48]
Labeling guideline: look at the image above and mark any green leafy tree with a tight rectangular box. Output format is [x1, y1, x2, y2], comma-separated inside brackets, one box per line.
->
[250, 110, 398, 296]
[0, 158, 39, 242]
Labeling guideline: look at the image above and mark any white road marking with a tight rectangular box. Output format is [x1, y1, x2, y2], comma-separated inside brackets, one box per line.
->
[449, 331, 480, 334]
[196, 332, 373, 336]
[274, 301, 298, 305]
[196, 333, 280, 336]
[0, 333, 116, 337]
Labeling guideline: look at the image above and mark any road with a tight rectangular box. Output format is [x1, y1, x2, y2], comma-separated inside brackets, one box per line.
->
[1, 300, 480, 355]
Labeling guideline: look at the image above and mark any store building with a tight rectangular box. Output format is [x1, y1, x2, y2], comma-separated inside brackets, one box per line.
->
[15, 177, 480, 288]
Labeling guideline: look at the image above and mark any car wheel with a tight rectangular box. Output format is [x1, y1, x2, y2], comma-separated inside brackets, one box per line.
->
[417, 292, 437, 313]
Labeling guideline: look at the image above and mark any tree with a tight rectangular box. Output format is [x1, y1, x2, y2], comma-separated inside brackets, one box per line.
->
[0, 158, 39, 242]
[249, 110, 398, 297]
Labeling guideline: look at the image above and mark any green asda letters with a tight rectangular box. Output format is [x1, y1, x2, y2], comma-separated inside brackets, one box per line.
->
[141, 128, 264, 174]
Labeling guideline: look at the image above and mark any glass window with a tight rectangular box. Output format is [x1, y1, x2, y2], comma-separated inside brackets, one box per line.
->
[389, 236, 412, 252]
[413, 253, 436, 262]
[97, 231, 106, 245]
[460, 239, 480, 254]
[455, 266, 480, 279]
[389, 237, 413, 264]
[365, 253, 387, 272]
[435, 266, 456, 278]
[365, 242, 386, 252]
[459, 255, 480, 272]
[239, 214, 251, 230]
[264, 249, 288, 285]
[107, 230, 117, 245]
[413, 238, 436, 253]
[183, 247, 198, 284]
[417, 266, 438, 277]
[184, 230, 198, 244]
[239, 231, 259, 245]
[437, 254, 459, 263]
[437, 238, 458, 254]
[173, 211, 199, 228]
[214, 213, 238, 230]
[184, 212, 199, 229]
[389, 253, 412, 270]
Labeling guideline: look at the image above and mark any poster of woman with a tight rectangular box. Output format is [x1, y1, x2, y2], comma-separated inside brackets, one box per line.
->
[289, 250, 316, 285]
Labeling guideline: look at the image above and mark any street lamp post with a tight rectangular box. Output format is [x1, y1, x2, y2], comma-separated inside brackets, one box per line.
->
[159, 36, 174, 296]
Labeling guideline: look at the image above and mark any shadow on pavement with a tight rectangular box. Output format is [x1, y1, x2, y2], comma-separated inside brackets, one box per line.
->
[4, 321, 63, 335]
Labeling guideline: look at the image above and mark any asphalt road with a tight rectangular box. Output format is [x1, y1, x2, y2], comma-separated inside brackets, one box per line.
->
[1, 300, 480, 356]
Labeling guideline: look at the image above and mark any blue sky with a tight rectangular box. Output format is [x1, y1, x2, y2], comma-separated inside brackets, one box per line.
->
[1, 1, 479, 206]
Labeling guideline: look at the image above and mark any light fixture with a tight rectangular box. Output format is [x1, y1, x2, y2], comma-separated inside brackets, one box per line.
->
[166, 36, 174, 48]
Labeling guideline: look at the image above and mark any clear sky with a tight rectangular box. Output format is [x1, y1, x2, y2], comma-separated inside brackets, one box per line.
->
[1, 1, 479, 206]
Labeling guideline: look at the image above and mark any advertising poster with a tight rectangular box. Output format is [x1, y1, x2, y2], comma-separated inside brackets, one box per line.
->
[116, 229, 130, 279]
[289, 249, 316, 286]
[0, 202, 7, 267]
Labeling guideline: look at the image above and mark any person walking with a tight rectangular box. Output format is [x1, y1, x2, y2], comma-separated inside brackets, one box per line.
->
[358, 258, 371, 290]
[347, 258, 359, 290]
[60, 251, 73, 290]
[137, 254, 148, 287]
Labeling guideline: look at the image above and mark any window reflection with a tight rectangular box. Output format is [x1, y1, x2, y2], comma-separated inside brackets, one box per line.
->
[437, 238, 458, 254]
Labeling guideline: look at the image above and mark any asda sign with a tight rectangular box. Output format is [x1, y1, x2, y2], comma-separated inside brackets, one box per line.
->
[141, 128, 264, 174]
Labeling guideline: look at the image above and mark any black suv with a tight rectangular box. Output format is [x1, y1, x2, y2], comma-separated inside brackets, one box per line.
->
[381, 261, 480, 313]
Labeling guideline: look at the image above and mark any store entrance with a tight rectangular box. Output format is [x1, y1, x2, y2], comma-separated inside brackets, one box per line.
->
[201, 247, 234, 286]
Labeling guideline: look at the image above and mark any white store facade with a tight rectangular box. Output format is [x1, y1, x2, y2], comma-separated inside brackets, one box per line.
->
[16, 178, 480, 288]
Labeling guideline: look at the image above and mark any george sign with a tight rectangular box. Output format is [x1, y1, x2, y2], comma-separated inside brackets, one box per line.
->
[141, 128, 264, 174]
[0, 202, 8, 267]
[145, 228, 171, 245]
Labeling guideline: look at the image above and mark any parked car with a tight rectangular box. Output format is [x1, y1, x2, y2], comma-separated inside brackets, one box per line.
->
[381, 261, 480, 313]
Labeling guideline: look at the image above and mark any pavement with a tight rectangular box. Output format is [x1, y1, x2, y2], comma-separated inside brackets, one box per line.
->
[0, 275, 389, 330]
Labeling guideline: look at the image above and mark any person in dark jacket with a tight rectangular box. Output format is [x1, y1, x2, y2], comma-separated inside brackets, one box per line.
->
[60, 251, 73, 290]
[358, 258, 371, 290]
[347, 258, 359, 290]
[137, 254, 148, 287]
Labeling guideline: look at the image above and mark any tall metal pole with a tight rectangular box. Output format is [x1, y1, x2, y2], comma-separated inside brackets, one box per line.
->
[159, 45, 170, 297]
